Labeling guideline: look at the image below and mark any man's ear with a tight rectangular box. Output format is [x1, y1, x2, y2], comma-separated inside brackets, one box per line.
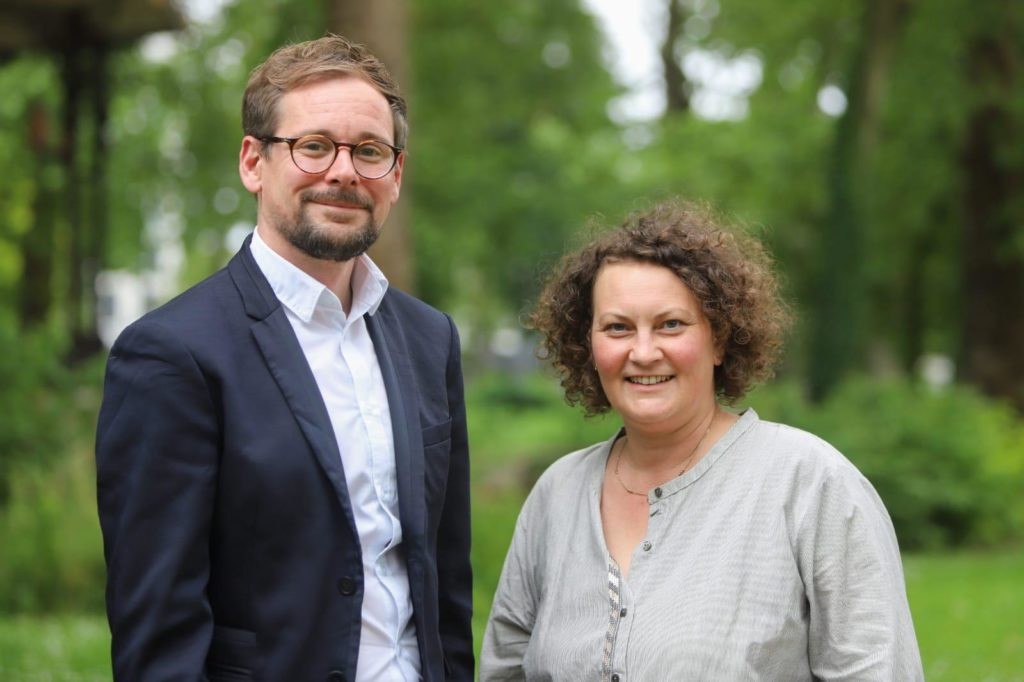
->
[388, 151, 405, 205]
[239, 136, 264, 194]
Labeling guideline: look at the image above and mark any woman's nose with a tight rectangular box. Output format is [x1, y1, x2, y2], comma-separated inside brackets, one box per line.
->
[628, 331, 662, 363]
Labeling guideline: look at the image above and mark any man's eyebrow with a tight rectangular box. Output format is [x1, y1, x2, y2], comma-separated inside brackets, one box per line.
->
[292, 128, 395, 144]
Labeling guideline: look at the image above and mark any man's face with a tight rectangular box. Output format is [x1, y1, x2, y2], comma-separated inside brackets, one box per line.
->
[239, 75, 403, 263]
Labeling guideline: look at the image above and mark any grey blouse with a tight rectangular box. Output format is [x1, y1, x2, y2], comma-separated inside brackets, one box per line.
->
[480, 409, 924, 681]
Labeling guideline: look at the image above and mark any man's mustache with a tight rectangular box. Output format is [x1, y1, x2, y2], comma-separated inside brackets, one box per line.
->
[301, 189, 373, 210]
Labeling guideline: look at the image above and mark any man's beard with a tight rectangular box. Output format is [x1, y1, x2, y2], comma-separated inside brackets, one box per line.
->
[279, 188, 380, 262]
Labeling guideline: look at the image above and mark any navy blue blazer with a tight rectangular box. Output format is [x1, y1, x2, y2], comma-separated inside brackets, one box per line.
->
[96, 238, 473, 681]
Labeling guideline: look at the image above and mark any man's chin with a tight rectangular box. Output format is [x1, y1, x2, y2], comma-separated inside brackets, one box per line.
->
[289, 227, 379, 262]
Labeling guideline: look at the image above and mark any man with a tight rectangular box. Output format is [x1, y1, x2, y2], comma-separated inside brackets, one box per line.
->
[96, 35, 473, 681]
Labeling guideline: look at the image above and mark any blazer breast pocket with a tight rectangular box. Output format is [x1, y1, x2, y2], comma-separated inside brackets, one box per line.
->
[421, 419, 452, 511]
[421, 418, 452, 447]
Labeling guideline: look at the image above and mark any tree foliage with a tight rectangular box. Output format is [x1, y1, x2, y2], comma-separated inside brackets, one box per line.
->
[634, 0, 1024, 408]
[1, 0, 1018, 410]
[409, 0, 622, 332]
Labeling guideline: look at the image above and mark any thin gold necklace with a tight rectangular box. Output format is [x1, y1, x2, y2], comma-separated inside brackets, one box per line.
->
[613, 412, 716, 498]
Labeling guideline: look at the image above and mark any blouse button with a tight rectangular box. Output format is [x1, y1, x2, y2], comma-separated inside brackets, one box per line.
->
[653, 487, 663, 498]
[611, 675, 621, 682]
[642, 540, 652, 551]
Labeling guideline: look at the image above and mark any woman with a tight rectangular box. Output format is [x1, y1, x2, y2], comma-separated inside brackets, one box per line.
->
[480, 200, 923, 681]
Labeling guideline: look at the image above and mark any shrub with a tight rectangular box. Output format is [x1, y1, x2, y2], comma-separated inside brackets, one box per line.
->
[0, 325, 107, 613]
[0, 449, 107, 613]
[748, 377, 1024, 550]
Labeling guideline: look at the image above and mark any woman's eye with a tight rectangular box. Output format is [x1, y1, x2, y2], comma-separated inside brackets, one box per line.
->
[604, 323, 628, 333]
[662, 319, 683, 330]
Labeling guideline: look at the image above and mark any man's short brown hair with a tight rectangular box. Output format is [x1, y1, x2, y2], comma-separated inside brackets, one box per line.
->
[242, 34, 408, 149]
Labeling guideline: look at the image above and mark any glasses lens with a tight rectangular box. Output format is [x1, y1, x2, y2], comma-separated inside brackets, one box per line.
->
[290, 135, 336, 174]
[352, 141, 396, 179]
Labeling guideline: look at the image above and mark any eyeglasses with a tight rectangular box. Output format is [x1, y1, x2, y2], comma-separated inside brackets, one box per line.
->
[260, 134, 403, 179]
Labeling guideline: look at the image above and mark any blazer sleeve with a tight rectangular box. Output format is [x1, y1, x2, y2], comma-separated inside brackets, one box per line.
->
[95, 319, 218, 680]
[436, 314, 475, 679]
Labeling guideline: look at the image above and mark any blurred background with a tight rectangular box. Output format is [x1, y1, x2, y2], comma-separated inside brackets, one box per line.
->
[0, 0, 1021, 678]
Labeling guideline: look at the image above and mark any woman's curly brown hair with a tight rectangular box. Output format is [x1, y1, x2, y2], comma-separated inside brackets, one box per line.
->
[528, 199, 791, 416]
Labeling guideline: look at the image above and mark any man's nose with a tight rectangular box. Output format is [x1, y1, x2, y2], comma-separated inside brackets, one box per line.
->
[323, 147, 360, 184]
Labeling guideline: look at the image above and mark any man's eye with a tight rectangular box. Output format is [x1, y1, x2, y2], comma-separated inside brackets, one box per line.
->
[355, 143, 387, 160]
[296, 138, 331, 155]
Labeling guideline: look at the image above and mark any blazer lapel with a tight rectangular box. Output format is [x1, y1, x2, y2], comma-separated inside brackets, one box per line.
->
[367, 300, 426, 547]
[228, 238, 359, 537]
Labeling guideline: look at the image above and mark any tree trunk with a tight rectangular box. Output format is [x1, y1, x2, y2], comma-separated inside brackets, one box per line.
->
[807, 0, 910, 400]
[65, 40, 107, 363]
[661, 0, 690, 115]
[20, 100, 57, 328]
[959, 24, 1024, 412]
[327, 0, 415, 294]
[61, 39, 85, 343]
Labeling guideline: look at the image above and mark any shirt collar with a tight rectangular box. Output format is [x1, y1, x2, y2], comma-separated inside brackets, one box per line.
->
[249, 226, 389, 324]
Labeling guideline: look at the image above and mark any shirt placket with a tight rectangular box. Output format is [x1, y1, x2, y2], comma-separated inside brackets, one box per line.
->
[606, 488, 668, 682]
[343, 320, 411, 669]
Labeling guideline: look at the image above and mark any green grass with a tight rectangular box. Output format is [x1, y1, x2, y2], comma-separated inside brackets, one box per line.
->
[905, 551, 1024, 681]
[0, 614, 110, 681]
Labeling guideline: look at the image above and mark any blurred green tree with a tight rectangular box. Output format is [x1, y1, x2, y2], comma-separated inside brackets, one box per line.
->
[1, 0, 1021, 408]
[408, 0, 623, 340]
[637, 0, 1023, 409]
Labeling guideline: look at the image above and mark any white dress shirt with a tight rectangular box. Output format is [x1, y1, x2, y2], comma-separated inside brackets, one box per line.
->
[250, 228, 421, 681]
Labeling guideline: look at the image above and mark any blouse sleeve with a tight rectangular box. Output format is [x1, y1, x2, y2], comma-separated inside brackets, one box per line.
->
[797, 463, 925, 681]
[480, 507, 541, 682]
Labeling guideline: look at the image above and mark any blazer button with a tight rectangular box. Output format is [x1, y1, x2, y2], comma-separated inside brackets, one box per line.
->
[337, 577, 356, 596]
[327, 671, 346, 682]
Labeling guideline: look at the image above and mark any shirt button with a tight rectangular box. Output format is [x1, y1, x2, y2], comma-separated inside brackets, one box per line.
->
[642, 540, 652, 551]
[611, 674, 621, 682]
[337, 577, 356, 596]
[620, 607, 627, 617]
[653, 487, 663, 498]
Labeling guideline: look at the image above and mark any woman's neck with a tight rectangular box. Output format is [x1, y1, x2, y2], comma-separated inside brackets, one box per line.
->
[620, 406, 726, 476]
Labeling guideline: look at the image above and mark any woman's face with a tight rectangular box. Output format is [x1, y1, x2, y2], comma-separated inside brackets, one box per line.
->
[590, 261, 721, 433]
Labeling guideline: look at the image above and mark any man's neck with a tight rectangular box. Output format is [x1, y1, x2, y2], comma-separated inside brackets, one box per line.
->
[258, 227, 357, 313]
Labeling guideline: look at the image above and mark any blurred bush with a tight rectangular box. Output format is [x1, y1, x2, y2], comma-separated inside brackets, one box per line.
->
[0, 328, 106, 613]
[0, 327, 75, 504]
[749, 377, 1024, 550]
[0, 447, 106, 613]
[466, 370, 616, 479]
